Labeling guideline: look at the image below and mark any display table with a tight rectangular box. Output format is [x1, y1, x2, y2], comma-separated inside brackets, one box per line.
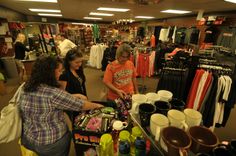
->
[129, 112, 165, 156]
[129, 112, 198, 156]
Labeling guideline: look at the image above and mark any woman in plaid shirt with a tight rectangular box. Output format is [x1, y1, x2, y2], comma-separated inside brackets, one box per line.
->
[20, 56, 103, 156]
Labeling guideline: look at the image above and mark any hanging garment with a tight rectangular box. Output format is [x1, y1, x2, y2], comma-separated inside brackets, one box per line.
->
[175, 27, 186, 44]
[167, 26, 175, 41]
[217, 27, 236, 51]
[204, 26, 219, 44]
[186, 69, 205, 108]
[89, 44, 107, 69]
[184, 28, 192, 44]
[193, 71, 209, 110]
[198, 73, 213, 110]
[199, 76, 214, 113]
[154, 26, 162, 46]
[148, 51, 156, 77]
[156, 69, 189, 100]
[172, 26, 177, 43]
[202, 74, 218, 127]
[150, 35, 156, 48]
[159, 28, 169, 42]
[190, 28, 200, 45]
[92, 24, 100, 40]
[101, 46, 117, 71]
[136, 53, 150, 78]
[211, 75, 232, 131]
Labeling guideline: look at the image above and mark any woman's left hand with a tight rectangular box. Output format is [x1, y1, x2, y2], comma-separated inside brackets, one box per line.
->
[73, 94, 88, 101]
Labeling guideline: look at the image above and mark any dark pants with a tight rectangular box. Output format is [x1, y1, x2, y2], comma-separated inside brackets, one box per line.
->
[22, 131, 71, 156]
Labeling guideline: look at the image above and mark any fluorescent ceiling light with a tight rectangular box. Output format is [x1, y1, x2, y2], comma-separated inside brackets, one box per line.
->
[17, 0, 57, 2]
[161, 9, 192, 14]
[72, 23, 92, 25]
[83, 17, 102, 20]
[38, 13, 62, 17]
[89, 12, 114, 16]
[135, 16, 155, 19]
[29, 8, 61, 13]
[97, 7, 130, 12]
[224, 0, 236, 3]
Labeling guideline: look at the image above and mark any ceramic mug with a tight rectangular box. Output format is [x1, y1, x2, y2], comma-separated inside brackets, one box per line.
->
[184, 108, 202, 128]
[157, 90, 173, 102]
[131, 94, 147, 114]
[146, 92, 160, 104]
[213, 144, 232, 156]
[139, 103, 156, 127]
[154, 100, 171, 116]
[113, 120, 128, 131]
[161, 126, 192, 156]
[168, 109, 188, 130]
[189, 126, 219, 154]
[169, 98, 185, 111]
[150, 114, 169, 141]
[230, 140, 236, 154]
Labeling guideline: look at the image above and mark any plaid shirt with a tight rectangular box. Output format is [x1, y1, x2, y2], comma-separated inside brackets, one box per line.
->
[20, 85, 84, 145]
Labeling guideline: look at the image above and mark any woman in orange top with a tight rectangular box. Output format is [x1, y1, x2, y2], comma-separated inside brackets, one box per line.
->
[103, 43, 139, 100]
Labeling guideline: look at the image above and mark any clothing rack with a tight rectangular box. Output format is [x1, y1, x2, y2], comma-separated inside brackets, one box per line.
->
[134, 46, 154, 93]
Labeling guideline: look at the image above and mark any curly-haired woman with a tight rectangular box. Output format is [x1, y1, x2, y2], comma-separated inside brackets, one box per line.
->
[20, 56, 103, 156]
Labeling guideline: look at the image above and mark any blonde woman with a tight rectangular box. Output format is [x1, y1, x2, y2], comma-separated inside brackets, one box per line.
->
[103, 43, 139, 100]
[14, 33, 30, 83]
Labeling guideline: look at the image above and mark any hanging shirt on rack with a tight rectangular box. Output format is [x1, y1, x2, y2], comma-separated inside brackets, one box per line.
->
[159, 28, 169, 42]
[175, 27, 186, 44]
[149, 51, 156, 77]
[167, 26, 175, 40]
[190, 28, 200, 45]
[89, 44, 107, 69]
[137, 53, 150, 78]
[186, 69, 205, 108]
[58, 39, 77, 57]
[217, 27, 236, 51]
[172, 26, 177, 43]
[193, 71, 209, 110]
[198, 72, 213, 110]
[150, 35, 156, 48]
[204, 26, 218, 44]
[211, 75, 232, 131]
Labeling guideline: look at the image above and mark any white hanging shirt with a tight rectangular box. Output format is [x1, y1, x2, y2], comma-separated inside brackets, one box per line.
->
[58, 39, 77, 57]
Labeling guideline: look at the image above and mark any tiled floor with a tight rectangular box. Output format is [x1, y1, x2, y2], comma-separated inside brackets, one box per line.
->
[0, 68, 235, 156]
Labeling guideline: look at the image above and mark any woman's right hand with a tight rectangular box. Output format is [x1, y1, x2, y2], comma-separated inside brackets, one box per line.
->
[94, 103, 104, 109]
[116, 89, 127, 99]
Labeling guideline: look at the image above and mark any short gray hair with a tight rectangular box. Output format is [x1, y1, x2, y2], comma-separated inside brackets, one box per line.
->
[116, 43, 131, 59]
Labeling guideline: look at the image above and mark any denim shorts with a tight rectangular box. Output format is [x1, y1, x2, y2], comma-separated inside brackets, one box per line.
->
[21, 131, 71, 156]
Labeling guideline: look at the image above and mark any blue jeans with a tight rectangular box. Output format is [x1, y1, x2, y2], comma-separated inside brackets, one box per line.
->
[21, 131, 71, 156]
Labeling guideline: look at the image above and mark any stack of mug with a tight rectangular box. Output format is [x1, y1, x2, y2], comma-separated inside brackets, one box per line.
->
[131, 90, 230, 156]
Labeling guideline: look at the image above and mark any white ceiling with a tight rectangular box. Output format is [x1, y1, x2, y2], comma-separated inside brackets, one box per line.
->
[0, 0, 236, 22]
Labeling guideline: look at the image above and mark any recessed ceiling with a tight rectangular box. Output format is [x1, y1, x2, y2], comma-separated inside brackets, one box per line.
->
[0, 0, 236, 22]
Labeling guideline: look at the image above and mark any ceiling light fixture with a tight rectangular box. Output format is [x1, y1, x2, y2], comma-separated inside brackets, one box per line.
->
[89, 12, 114, 16]
[161, 9, 192, 14]
[29, 8, 61, 13]
[17, 0, 57, 3]
[97, 7, 130, 12]
[72, 23, 92, 26]
[135, 16, 155, 19]
[38, 13, 62, 17]
[83, 17, 103, 20]
[224, 0, 236, 3]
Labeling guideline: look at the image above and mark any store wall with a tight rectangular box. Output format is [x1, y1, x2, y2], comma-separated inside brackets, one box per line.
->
[141, 13, 236, 45]
[0, 6, 26, 21]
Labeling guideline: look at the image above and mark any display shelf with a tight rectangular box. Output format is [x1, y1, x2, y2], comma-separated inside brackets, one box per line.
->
[129, 112, 197, 156]
[129, 112, 165, 156]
